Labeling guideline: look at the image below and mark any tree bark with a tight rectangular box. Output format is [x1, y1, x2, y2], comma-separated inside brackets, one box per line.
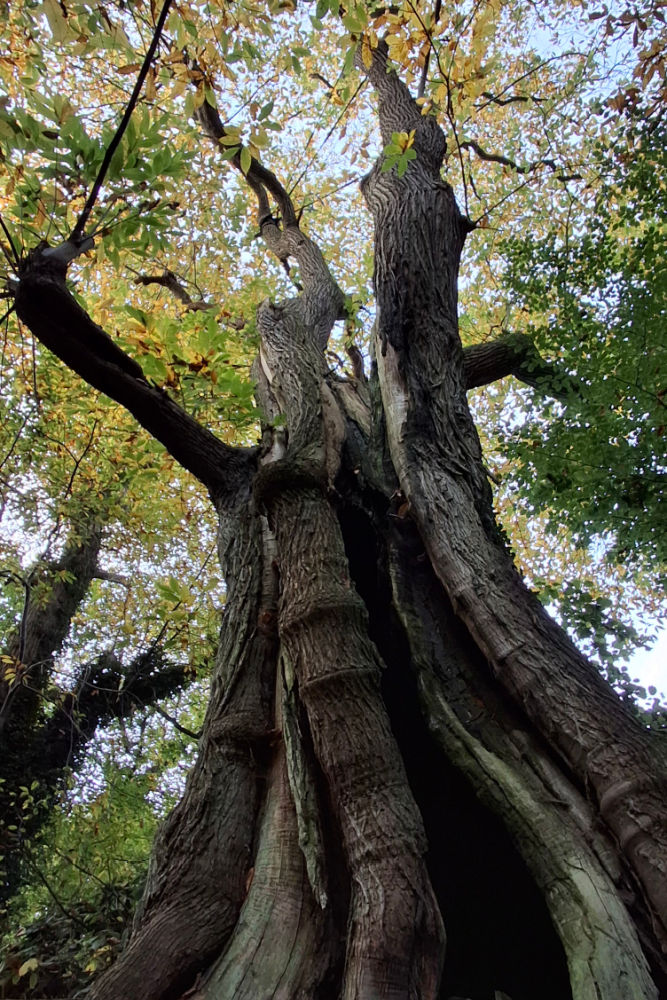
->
[359, 40, 667, 959]
[462, 332, 578, 398]
[9, 34, 667, 1000]
[89, 499, 277, 1000]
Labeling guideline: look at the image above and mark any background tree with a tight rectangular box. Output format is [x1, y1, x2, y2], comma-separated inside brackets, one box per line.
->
[0, 1, 665, 998]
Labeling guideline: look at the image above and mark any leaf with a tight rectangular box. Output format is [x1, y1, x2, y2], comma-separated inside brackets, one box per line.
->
[361, 37, 373, 69]
[18, 959, 39, 977]
[42, 0, 69, 43]
[240, 146, 252, 175]
[145, 68, 157, 102]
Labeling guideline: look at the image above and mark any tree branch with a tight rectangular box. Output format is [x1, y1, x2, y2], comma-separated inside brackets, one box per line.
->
[195, 95, 345, 344]
[195, 99, 298, 226]
[463, 333, 579, 399]
[71, 0, 174, 242]
[134, 270, 216, 311]
[153, 704, 201, 741]
[14, 247, 256, 501]
[461, 139, 582, 182]
[478, 90, 545, 106]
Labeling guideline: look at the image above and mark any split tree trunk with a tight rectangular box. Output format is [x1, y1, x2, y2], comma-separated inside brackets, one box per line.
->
[12, 38, 666, 1000]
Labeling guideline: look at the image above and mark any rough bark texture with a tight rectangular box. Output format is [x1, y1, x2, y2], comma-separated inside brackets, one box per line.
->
[9, 32, 667, 1000]
[462, 332, 579, 398]
[359, 40, 667, 961]
[88, 500, 275, 1000]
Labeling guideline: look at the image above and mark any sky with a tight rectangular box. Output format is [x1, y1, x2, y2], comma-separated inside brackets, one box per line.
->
[630, 626, 667, 697]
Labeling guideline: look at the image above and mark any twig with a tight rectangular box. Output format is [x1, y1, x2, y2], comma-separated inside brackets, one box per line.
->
[154, 704, 201, 740]
[461, 138, 582, 181]
[0, 213, 20, 267]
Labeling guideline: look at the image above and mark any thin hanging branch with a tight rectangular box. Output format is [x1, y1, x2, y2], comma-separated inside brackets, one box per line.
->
[0, 213, 20, 268]
[71, 0, 174, 243]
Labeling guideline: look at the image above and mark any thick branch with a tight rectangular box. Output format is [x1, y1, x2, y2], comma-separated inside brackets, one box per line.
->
[1, 524, 102, 904]
[14, 249, 255, 501]
[1, 523, 103, 742]
[463, 333, 579, 399]
[134, 270, 215, 311]
[195, 99, 297, 226]
[1, 645, 189, 906]
[357, 40, 447, 170]
[195, 96, 346, 344]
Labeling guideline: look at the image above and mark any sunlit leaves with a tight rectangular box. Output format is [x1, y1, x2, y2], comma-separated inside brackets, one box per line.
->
[382, 129, 417, 176]
[0, 3, 665, 983]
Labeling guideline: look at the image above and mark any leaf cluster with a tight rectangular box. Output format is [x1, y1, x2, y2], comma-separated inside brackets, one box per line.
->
[499, 117, 666, 579]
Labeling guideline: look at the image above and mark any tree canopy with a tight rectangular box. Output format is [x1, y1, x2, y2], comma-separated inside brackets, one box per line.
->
[0, 0, 665, 995]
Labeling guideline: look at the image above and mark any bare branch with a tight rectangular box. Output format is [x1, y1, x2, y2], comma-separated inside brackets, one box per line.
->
[194, 92, 345, 343]
[478, 90, 545, 106]
[94, 570, 131, 587]
[195, 99, 297, 226]
[134, 270, 215, 311]
[72, 0, 174, 242]
[461, 139, 582, 182]
[154, 704, 201, 741]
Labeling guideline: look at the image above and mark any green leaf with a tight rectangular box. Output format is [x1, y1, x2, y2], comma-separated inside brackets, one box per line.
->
[240, 146, 252, 175]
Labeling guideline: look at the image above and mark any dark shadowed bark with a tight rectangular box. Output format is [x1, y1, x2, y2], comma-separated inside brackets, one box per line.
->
[88, 499, 275, 1000]
[358, 43, 667, 962]
[9, 34, 667, 1000]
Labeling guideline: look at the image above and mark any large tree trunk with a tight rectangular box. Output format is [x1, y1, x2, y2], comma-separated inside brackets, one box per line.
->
[12, 39, 666, 1000]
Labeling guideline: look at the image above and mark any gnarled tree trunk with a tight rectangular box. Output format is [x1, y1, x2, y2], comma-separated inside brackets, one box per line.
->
[12, 37, 666, 1000]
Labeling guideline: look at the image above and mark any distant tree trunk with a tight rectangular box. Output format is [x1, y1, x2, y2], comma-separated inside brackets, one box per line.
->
[0, 523, 102, 907]
[0, 523, 189, 911]
[14, 41, 667, 1000]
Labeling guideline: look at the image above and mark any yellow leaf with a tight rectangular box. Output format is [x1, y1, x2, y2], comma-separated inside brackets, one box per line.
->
[42, 0, 69, 43]
[145, 68, 157, 101]
[18, 959, 39, 977]
[170, 79, 188, 99]
[240, 146, 252, 175]
[361, 38, 373, 69]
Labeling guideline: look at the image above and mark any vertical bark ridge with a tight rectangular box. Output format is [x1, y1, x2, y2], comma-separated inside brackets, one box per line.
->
[88, 504, 277, 1000]
[195, 748, 337, 999]
[359, 41, 667, 945]
[270, 489, 444, 1000]
[253, 184, 444, 994]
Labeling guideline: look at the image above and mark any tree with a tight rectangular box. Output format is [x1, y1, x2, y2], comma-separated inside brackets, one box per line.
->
[1, 1, 666, 998]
